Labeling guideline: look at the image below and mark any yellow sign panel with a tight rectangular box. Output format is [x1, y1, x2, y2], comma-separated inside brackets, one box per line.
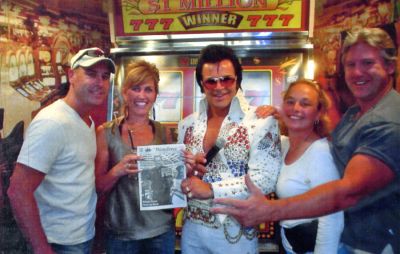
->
[114, 0, 307, 36]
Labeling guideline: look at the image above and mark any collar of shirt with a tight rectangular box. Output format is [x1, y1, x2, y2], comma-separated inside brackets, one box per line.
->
[198, 90, 251, 122]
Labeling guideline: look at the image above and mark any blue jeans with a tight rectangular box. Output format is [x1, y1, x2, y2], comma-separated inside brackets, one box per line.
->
[338, 244, 394, 254]
[106, 227, 176, 254]
[181, 220, 258, 254]
[50, 239, 93, 254]
[283, 243, 346, 254]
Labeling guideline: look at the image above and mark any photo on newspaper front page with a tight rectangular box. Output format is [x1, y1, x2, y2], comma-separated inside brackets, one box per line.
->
[137, 144, 187, 210]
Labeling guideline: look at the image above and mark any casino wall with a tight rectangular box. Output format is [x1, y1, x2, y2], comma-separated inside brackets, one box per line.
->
[0, 0, 400, 253]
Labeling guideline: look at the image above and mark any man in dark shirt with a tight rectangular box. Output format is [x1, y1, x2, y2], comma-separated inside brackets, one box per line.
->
[212, 27, 400, 254]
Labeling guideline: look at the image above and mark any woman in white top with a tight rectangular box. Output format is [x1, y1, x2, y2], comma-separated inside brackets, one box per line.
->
[276, 79, 343, 254]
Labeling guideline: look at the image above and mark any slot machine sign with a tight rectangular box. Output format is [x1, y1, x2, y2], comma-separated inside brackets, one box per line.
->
[113, 0, 309, 36]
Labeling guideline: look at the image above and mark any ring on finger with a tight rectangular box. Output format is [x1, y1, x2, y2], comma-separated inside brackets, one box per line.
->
[187, 192, 193, 198]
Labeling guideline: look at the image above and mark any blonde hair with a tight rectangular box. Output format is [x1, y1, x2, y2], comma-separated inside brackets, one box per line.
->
[280, 79, 332, 138]
[122, 60, 160, 94]
[341, 27, 397, 66]
[121, 60, 160, 117]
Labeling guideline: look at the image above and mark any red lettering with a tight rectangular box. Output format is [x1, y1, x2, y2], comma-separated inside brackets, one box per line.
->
[162, 0, 170, 11]
[148, 0, 160, 13]
[247, 15, 261, 27]
[254, 0, 267, 8]
[202, 0, 212, 8]
[130, 19, 143, 31]
[180, 0, 194, 9]
[279, 14, 293, 26]
[145, 19, 158, 30]
[160, 18, 173, 30]
[263, 15, 278, 26]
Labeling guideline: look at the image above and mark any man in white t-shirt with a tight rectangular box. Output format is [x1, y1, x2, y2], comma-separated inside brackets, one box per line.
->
[7, 47, 115, 254]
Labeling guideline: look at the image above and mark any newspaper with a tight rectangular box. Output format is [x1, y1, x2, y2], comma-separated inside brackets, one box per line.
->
[137, 144, 187, 210]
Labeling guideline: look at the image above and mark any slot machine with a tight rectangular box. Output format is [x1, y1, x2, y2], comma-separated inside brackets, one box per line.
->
[105, 0, 315, 252]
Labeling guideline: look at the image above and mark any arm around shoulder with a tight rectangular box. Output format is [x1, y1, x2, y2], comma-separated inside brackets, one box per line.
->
[247, 116, 282, 194]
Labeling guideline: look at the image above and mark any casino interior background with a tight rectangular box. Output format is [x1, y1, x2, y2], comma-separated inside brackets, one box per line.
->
[0, 0, 400, 253]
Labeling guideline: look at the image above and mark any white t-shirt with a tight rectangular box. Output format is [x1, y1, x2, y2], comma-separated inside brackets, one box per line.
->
[17, 99, 97, 245]
[276, 136, 343, 254]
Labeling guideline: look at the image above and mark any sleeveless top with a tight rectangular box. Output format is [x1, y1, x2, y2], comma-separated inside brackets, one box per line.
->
[103, 117, 174, 240]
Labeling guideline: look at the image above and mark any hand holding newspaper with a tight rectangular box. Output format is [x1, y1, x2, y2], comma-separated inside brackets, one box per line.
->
[137, 144, 187, 210]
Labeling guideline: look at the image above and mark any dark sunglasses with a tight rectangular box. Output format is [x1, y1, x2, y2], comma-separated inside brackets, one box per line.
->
[72, 48, 105, 69]
[202, 76, 237, 89]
